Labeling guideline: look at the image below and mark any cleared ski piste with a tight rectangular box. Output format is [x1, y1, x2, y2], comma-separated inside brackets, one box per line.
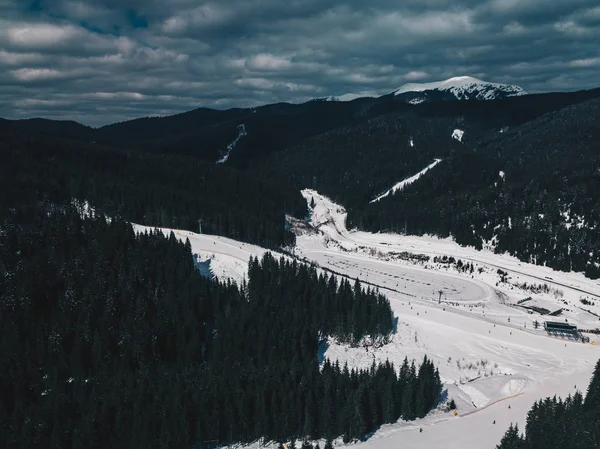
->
[297, 188, 599, 449]
[370, 159, 442, 203]
[134, 186, 600, 449]
[132, 223, 272, 283]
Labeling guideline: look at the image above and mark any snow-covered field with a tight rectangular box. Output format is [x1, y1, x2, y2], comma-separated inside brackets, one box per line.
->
[132, 223, 273, 283]
[135, 185, 599, 449]
[294, 189, 600, 449]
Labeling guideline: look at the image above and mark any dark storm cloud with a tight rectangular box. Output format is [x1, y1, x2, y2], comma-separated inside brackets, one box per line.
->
[1, 0, 598, 126]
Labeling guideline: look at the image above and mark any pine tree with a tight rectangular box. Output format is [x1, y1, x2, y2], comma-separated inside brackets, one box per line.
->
[496, 424, 523, 449]
[584, 359, 600, 415]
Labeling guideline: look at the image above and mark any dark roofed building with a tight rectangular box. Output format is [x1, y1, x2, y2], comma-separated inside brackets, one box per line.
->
[544, 321, 578, 333]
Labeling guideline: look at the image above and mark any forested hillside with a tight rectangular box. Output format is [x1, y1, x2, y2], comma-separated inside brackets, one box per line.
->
[2, 86, 599, 275]
[0, 131, 304, 248]
[89, 99, 375, 166]
[263, 96, 600, 278]
[0, 206, 442, 448]
[351, 98, 600, 278]
[496, 359, 600, 449]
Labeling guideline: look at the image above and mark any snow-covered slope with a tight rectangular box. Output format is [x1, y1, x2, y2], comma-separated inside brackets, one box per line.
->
[217, 123, 247, 164]
[452, 129, 464, 142]
[393, 76, 527, 102]
[132, 223, 272, 283]
[371, 159, 442, 203]
[133, 191, 600, 449]
[292, 188, 600, 449]
[315, 92, 377, 102]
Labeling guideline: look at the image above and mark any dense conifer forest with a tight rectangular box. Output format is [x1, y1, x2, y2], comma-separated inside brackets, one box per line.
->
[496, 359, 600, 449]
[2, 88, 600, 277]
[0, 131, 305, 248]
[263, 97, 600, 278]
[0, 206, 442, 448]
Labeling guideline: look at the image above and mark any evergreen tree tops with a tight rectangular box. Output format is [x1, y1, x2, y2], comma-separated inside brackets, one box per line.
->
[0, 206, 443, 448]
[497, 359, 600, 449]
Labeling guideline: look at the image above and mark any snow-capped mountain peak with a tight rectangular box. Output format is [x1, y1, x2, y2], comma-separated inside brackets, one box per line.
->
[393, 76, 527, 102]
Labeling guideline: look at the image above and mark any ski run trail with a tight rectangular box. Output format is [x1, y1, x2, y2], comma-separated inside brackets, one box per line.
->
[133, 186, 600, 449]
[370, 159, 442, 203]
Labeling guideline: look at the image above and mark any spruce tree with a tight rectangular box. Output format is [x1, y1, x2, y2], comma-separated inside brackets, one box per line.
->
[496, 424, 523, 449]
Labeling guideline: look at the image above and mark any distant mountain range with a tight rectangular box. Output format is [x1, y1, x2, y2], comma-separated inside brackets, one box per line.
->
[391, 76, 527, 104]
[313, 76, 526, 104]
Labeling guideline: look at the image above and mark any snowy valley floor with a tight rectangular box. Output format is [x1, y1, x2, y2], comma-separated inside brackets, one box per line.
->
[134, 187, 600, 449]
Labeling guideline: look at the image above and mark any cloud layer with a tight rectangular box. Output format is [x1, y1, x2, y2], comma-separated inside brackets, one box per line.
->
[1, 0, 599, 126]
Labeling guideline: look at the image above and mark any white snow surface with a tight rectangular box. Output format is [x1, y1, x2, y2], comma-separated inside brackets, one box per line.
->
[134, 189, 599, 449]
[322, 92, 377, 102]
[452, 129, 464, 142]
[393, 76, 527, 100]
[291, 188, 600, 449]
[370, 159, 442, 203]
[217, 123, 247, 164]
[132, 223, 275, 284]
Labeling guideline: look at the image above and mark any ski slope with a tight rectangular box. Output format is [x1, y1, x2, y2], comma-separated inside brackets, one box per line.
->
[132, 223, 272, 283]
[294, 189, 600, 449]
[134, 188, 599, 449]
[217, 123, 247, 164]
[370, 159, 442, 203]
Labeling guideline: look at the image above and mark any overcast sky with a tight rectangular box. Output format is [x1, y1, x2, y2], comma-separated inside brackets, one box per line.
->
[1, 0, 599, 126]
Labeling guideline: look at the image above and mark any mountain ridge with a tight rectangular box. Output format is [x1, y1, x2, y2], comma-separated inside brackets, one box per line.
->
[391, 75, 527, 103]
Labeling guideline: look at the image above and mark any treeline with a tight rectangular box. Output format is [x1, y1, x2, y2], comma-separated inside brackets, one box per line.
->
[0, 131, 305, 248]
[497, 360, 600, 449]
[0, 206, 442, 448]
[263, 97, 600, 279]
[351, 99, 600, 278]
[260, 111, 451, 207]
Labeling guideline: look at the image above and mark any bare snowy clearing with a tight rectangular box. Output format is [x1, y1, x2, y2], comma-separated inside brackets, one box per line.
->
[293, 188, 600, 449]
[451, 129, 464, 141]
[134, 186, 599, 449]
[132, 223, 272, 284]
[370, 159, 442, 203]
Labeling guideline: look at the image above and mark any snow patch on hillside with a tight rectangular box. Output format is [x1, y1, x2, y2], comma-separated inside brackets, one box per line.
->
[71, 199, 96, 218]
[131, 223, 272, 284]
[452, 129, 464, 141]
[217, 123, 247, 164]
[370, 159, 442, 203]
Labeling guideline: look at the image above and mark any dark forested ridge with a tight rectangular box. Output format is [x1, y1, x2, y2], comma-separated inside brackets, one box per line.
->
[496, 360, 600, 449]
[0, 131, 304, 248]
[2, 86, 599, 274]
[0, 207, 442, 448]
[348, 98, 600, 278]
[263, 95, 600, 278]
[58, 99, 375, 166]
[3, 88, 598, 167]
